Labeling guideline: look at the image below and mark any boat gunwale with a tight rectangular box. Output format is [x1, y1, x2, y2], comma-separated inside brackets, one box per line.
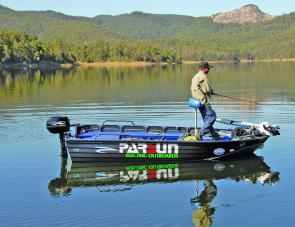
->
[65, 135, 269, 144]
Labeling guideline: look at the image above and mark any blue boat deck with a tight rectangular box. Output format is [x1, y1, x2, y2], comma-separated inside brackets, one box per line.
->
[74, 124, 233, 141]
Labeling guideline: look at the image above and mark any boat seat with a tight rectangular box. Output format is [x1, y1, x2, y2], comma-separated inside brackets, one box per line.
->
[188, 98, 203, 108]
[101, 125, 121, 132]
[147, 126, 163, 134]
[164, 127, 187, 133]
[122, 125, 145, 132]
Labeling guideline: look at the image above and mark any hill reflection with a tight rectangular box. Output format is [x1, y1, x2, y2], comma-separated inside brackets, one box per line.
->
[1, 63, 295, 107]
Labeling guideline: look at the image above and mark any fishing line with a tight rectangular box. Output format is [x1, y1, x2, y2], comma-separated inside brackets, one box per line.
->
[213, 92, 259, 104]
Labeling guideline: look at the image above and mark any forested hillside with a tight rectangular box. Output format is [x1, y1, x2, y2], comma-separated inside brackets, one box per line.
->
[1, 4, 295, 64]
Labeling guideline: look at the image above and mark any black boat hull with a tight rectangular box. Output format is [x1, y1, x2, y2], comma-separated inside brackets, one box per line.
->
[66, 136, 268, 162]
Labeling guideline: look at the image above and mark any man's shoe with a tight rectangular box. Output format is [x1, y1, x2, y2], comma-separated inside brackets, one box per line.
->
[212, 136, 220, 140]
[211, 132, 220, 140]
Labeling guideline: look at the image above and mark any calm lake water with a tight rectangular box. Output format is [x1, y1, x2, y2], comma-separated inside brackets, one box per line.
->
[0, 63, 294, 226]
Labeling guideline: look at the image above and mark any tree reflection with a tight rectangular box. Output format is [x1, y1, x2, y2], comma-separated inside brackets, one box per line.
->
[1, 63, 295, 107]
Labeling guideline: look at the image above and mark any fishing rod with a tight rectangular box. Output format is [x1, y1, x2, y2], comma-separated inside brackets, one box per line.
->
[213, 92, 258, 104]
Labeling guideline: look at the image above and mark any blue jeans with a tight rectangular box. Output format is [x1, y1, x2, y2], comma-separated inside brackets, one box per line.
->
[199, 104, 217, 136]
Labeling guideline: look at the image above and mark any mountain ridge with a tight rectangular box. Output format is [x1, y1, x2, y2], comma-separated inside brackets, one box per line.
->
[0, 4, 293, 42]
[1, 4, 295, 62]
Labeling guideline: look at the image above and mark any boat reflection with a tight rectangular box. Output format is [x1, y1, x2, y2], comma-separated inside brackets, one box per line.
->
[190, 158, 279, 227]
[49, 154, 279, 195]
[49, 154, 279, 226]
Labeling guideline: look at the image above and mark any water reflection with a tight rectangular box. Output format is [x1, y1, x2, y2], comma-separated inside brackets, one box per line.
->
[49, 154, 279, 226]
[0, 63, 292, 226]
[1, 63, 295, 107]
[191, 172, 279, 227]
[192, 180, 216, 227]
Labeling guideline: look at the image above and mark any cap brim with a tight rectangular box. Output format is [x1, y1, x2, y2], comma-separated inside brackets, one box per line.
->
[204, 65, 213, 69]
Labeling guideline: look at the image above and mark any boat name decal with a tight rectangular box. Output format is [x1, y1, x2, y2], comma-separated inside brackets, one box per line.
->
[119, 143, 179, 159]
[125, 163, 179, 171]
[120, 167, 179, 182]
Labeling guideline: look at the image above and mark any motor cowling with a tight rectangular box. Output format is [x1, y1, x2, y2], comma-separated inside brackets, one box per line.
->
[46, 116, 70, 134]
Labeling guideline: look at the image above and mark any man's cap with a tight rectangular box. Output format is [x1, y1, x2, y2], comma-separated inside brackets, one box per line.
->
[198, 62, 213, 69]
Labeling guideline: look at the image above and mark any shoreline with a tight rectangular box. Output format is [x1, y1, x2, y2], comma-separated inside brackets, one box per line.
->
[76, 61, 174, 68]
[0, 62, 74, 70]
[1, 58, 295, 69]
[77, 58, 295, 67]
[77, 60, 237, 67]
[183, 58, 295, 64]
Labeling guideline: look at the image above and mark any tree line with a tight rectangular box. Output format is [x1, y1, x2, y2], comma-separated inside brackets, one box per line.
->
[0, 30, 255, 65]
[1, 29, 295, 65]
[0, 31, 180, 64]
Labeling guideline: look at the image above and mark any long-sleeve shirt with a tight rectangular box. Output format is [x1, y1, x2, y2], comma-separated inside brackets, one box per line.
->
[191, 71, 212, 105]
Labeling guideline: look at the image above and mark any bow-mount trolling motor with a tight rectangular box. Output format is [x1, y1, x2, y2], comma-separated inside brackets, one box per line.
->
[46, 116, 71, 157]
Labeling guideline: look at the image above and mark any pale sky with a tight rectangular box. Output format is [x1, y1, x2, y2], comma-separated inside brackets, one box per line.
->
[0, 0, 294, 17]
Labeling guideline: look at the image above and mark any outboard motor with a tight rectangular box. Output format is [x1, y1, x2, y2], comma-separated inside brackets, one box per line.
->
[46, 116, 70, 157]
[46, 116, 70, 134]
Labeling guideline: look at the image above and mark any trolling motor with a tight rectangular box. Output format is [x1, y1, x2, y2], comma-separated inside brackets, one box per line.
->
[46, 116, 70, 157]
[216, 119, 280, 136]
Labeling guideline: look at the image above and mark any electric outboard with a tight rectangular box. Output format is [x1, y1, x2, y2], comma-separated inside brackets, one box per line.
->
[216, 118, 280, 136]
[46, 116, 70, 157]
[260, 123, 280, 136]
[46, 116, 70, 134]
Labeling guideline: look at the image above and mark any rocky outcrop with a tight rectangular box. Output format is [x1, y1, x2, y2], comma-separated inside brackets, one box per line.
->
[212, 4, 274, 24]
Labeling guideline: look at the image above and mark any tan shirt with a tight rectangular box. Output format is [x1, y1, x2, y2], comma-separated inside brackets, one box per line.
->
[191, 71, 212, 105]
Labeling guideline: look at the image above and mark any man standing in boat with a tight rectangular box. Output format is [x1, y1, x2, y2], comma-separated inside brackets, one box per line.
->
[191, 62, 219, 140]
